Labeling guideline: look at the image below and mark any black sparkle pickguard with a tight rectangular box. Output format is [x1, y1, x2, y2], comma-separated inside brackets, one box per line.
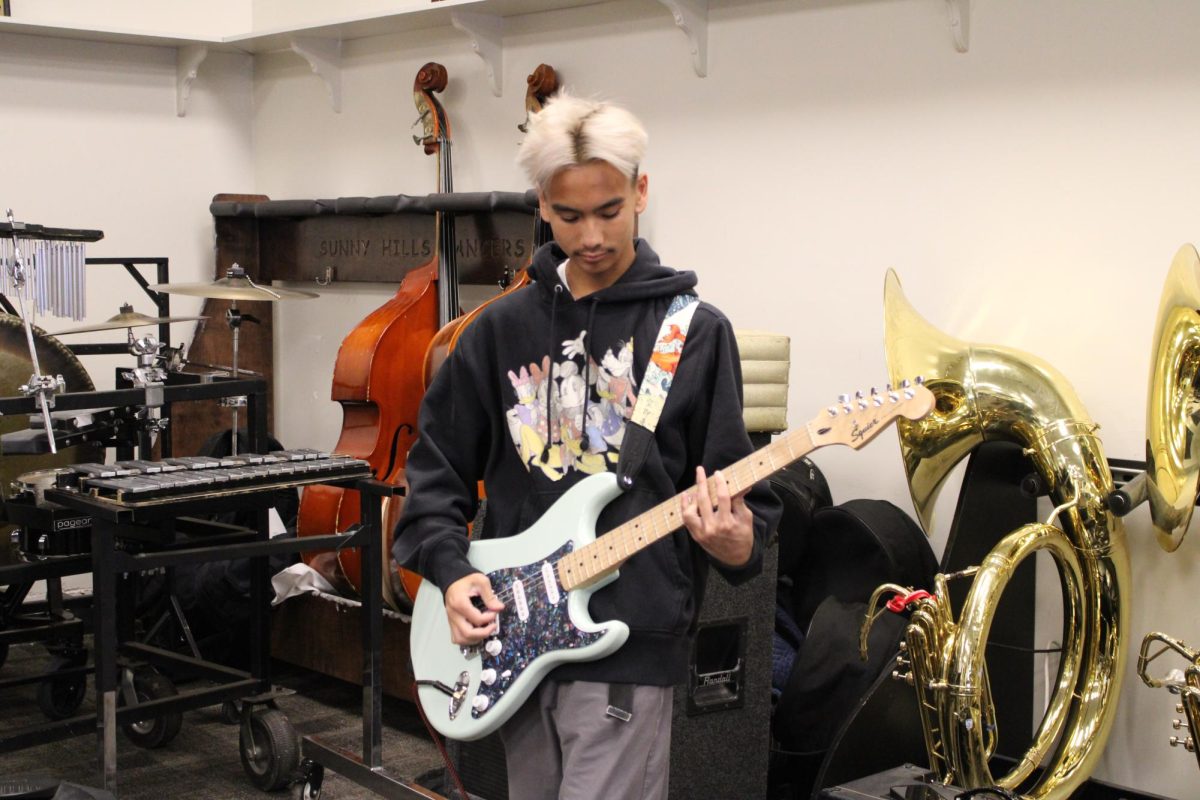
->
[473, 541, 603, 718]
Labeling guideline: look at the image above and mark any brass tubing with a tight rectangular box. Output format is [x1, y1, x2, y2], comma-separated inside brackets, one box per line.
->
[883, 270, 1129, 800]
[942, 523, 1084, 793]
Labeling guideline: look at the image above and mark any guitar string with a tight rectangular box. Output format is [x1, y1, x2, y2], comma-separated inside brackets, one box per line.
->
[477, 434, 805, 607]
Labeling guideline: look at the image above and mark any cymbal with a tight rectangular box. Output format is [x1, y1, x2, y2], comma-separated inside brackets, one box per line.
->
[149, 270, 319, 302]
[50, 306, 208, 335]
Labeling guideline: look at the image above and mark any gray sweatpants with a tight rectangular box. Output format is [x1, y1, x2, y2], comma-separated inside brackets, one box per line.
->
[499, 680, 673, 800]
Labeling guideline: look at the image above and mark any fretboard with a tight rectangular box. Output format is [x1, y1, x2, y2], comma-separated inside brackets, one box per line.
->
[556, 422, 817, 591]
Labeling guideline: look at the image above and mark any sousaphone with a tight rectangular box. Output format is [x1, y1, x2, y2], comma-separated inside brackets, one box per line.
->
[865, 270, 1129, 798]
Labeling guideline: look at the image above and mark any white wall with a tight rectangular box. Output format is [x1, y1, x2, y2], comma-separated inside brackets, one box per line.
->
[255, 1, 1200, 796]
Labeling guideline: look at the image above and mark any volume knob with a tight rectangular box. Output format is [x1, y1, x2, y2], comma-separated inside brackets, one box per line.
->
[480, 668, 497, 685]
[485, 639, 503, 657]
[473, 695, 491, 712]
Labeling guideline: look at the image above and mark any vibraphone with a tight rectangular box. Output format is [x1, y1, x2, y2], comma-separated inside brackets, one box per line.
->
[5, 450, 396, 797]
[55, 449, 370, 507]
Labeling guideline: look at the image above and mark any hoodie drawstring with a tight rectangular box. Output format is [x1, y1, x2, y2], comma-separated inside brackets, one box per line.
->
[579, 297, 599, 453]
[540, 284, 563, 463]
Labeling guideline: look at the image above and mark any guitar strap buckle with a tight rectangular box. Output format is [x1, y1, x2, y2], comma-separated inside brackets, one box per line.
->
[605, 682, 635, 723]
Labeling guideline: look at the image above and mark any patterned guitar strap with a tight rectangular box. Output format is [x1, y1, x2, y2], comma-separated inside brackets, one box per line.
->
[607, 293, 700, 722]
[616, 292, 700, 491]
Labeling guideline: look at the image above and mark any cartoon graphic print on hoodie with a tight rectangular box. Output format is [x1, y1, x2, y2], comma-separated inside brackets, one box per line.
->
[393, 239, 783, 687]
[505, 334, 636, 480]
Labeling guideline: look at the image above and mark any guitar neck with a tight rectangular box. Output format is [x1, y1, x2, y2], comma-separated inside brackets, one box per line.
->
[556, 424, 816, 591]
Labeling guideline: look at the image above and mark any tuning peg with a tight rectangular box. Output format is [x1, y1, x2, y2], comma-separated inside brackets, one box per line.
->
[1174, 719, 1190, 730]
[1169, 735, 1196, 752]
[870, 388, 884, 407]
[914, 375, 925, 385]
[1177, 703, 1186, 714]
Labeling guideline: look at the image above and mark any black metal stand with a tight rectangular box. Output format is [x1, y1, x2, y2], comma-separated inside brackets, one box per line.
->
[295, 479, 445, 800]
[35, 477, 379, 797]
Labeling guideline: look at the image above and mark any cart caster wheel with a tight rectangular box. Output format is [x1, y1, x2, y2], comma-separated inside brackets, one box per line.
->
[120, 670, 183, 749]
[241, 707, 300, 792]
[37, 656, 87, 720]
[292, 759, 324, 800]
[220, 699, 241, 725]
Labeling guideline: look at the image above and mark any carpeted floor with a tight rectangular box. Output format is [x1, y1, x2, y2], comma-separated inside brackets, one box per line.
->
[0, 640, 448, 799]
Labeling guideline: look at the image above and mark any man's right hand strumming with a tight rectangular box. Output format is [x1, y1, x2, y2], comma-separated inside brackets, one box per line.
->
[444, 572, 505, 645]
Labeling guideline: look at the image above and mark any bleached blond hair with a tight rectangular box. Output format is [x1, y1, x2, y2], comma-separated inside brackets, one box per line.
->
[517, 93, 648, 190]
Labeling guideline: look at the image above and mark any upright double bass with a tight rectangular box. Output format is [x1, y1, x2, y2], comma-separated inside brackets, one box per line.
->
[297, 63, 458, 610]
[393, 65, 560, 606]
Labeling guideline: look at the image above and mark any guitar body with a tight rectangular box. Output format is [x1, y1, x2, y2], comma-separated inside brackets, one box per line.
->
[410, 472, 631, 741]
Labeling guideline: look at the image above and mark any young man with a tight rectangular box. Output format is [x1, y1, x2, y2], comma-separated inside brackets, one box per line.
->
[393, 94, 782, 799]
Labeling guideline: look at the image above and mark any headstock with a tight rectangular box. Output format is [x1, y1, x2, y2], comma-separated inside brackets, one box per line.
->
[518, 63, 559, 132]
[413, 62, 450, 156]
[808, 378, 933, 449]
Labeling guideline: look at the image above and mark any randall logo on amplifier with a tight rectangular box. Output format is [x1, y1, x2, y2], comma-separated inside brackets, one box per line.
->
[686, 617, 748, 716]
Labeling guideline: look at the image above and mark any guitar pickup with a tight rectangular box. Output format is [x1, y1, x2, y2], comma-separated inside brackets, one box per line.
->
[542, 561, 560, 605]
[512, 578, 529, 622]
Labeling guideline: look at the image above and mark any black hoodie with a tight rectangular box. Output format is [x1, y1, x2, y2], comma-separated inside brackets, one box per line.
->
[393, 238, 782, 686]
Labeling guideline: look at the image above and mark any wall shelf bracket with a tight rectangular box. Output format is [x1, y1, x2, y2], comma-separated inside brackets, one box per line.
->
[658, 0, 709, 77]
[450, 11, 505, 97]
[947, 0, 969, 53]
[289, 36, 343, 112]
[175, 44, 209, 117]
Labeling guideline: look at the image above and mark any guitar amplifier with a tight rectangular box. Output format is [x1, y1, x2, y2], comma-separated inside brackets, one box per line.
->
[668, 539, 778, 800]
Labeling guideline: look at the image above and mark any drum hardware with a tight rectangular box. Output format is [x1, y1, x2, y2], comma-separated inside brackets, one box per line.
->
[149, 264, 318, 456]
[2, 209, 101, 454]
[5, 212, 61, 453]
[186, 362, 261, 378]
[2, 406, 148, 456]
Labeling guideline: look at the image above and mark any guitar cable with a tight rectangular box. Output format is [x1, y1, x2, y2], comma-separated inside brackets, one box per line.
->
[415, 689, 474, 800]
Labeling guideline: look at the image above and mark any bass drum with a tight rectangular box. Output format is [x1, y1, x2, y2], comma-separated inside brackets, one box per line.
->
[0, 314, 104, 565]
